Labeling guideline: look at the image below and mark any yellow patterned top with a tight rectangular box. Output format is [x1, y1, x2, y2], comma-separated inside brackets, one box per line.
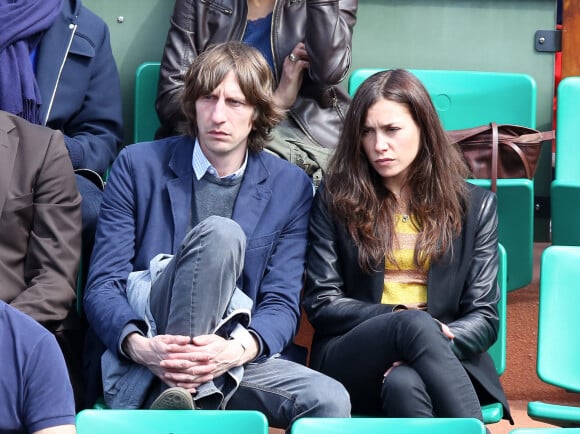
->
[381, 214, 430, 305]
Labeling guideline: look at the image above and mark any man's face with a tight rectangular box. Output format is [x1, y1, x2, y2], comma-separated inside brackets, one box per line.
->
[195, 71, 254, 174]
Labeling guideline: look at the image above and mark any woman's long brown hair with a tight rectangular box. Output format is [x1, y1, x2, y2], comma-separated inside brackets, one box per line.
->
[325, 69, 470, 272]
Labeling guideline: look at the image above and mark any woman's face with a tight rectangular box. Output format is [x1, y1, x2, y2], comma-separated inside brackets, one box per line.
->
[361, 98, 421, 194]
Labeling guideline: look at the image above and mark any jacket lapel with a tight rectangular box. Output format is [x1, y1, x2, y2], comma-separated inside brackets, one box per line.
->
[232, 152, 271, 239]
[0, 115, 18, 215]
[167, 137, 194, 249]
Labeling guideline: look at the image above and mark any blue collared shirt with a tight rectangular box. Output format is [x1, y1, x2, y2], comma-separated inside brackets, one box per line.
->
[192, 139, 248, 181]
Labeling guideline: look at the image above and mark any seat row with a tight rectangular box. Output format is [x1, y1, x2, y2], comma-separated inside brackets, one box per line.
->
[76, 408, 580, 434]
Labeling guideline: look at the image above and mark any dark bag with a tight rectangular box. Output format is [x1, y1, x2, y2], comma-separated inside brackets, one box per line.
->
[447, 122, 555, 192]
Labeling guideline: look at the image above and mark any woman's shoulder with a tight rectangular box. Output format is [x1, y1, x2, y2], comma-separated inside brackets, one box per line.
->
[465, 181, 496, 201]
[464, 181, 497, 218]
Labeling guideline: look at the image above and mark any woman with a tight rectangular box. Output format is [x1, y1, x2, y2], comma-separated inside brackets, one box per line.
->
[303, 69, 512, 421]
[155, 0, 358, 184]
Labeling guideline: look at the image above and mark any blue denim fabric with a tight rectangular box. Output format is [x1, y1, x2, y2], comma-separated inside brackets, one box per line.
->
[228, 357, 351, 430]
[101, 227, 252, 409]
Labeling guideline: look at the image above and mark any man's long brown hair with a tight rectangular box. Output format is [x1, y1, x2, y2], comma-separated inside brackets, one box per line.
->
[325, 69, 470, 272]
[181, 41, 285, 152]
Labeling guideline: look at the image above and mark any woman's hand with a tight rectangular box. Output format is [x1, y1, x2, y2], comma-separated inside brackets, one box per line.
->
[273, 42, 309, 110]
[383, 360, 404, 380]
[439, 322, 455, 339]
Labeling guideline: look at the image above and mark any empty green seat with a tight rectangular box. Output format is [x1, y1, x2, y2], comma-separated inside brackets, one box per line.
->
[291, 417, 485, 434]
[468, 179, 534, 291]
[527, 246, 580, 426]
[349, 68, 537, 291]
[551, 76, 580, 246]
[76, 409, 268, 434]
[134, 62, 162, 144]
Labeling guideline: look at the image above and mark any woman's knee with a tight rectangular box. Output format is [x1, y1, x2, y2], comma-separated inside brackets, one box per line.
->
[381, 365, 432, 417]
[394, 309, 444, 345]
[382, 364, 424, 395]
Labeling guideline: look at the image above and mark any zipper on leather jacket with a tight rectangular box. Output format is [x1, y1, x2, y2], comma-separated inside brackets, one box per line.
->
[329, 87, 345, 122]
[200, 0, 233, 15]
[43, 23, 77, 126]
[269, 0, 280, 82]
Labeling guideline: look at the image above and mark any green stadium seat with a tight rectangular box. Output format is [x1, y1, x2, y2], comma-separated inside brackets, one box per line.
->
[134, 62, 162, 144]
[76, 409, 268, 434]
[527, 246, 580, 426]
[468, 178, 534, 291]
[291, 417, 485, 434]
[551, 76, 580, 246]
[481, 243, 507, 424]
[349, 68, 537, 291]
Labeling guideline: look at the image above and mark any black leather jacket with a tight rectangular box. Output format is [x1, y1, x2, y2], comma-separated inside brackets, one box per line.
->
[156, 0, 358, 149]
[304, 183, 511, 421]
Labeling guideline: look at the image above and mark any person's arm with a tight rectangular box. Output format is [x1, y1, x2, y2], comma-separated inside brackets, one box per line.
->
[446, 191, 501, 360]
[26, 334, 76, 434]
[303, 186, 396, 336]
[9, 130, 81, 326]
[238, 168, 314, 357]
[58, 15, 123, 174]
[304, 0, 358, 85]
[83, 147, 147, 355]
[155, 0, 201, 134]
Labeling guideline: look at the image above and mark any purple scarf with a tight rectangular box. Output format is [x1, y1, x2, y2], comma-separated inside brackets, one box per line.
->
[0, 0, 63, 124]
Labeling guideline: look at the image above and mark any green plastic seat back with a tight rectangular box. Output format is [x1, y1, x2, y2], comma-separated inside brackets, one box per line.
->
[76, 409, 268, 434]
[537, 246, 580, 391]
[554, 77, 580, 181]
[479, 243, 507, 424]
[551, 77, 580, 246]
[134, 62, 162, 143]
[468, 178, 534, 291]
[487, 243, 507, 376]
[348, 68, 536, 129]
[291, 417, 485, 434]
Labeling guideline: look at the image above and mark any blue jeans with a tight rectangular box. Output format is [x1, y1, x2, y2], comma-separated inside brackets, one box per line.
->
[228, 357, 350, 429]
[150, 216, 246, 338]
[149, 216, 350, 427]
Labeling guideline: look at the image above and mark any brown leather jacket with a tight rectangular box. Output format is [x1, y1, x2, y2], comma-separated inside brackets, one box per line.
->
[156, 0, 358, 149]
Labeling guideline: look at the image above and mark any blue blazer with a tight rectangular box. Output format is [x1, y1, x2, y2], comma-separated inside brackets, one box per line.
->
[84, 136, 313, 361]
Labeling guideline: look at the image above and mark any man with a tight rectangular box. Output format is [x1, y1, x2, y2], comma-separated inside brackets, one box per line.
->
[83, 42, 350, 427]
[0, 300, 76, 434]
[0, 110, 81, 427]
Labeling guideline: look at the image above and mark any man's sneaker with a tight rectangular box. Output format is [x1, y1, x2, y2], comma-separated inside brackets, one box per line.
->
[150, 387, 195, 410]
